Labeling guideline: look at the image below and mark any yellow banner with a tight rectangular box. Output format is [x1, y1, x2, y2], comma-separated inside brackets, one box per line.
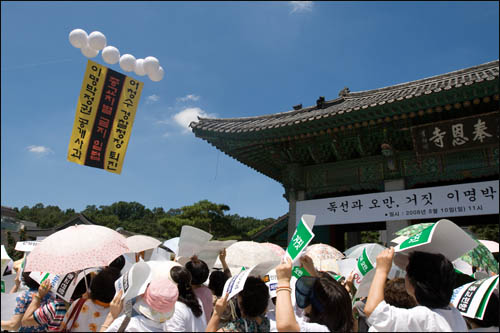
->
[104, 77, 143, 174]
[67, 60, 143, 174]
[67, 60, 107, 164]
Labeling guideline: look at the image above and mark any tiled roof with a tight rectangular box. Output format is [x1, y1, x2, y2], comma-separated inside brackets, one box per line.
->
[190, 60, 499, 134]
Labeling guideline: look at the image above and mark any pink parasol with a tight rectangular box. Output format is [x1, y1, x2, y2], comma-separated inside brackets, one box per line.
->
[261, 242, 286, 257]
[126, 235, 161, 253]
[304, 243, 345, 272]
[25, 225, 130, 275]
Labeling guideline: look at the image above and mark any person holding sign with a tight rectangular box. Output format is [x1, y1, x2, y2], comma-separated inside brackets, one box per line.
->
[60, 267, 120, 332]
[20, 272, 91, 332]
[364, 248, 468, 331]
[165, 266, 207, 332]
[1, 270, 54, 332]
[185, 255, 213, 323]
[275, 257, 353, 332]
[99, 275, 179, 332]
[207, 276, 270, 332]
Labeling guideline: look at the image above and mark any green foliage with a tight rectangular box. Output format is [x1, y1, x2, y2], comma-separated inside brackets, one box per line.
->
[468, 224, 499, 241]
[17, 203, 77, 229]
[361, 231, 381, 244]
[14, 200, 275, 242]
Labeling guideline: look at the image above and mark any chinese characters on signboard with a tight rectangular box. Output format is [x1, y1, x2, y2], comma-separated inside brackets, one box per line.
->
[67, 60, 143, 174]
[411, 112, 498, 155]
[296, 181, 499, 226]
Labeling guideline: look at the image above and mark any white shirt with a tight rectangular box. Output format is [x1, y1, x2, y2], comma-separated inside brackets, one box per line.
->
[105, 314, 164, 332]
[367, 300, 468, 332]
[296, 315, 330, 332]
[164, 300, 207, 332]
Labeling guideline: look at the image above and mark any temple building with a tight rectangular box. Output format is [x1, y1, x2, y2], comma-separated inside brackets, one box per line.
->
[191, 60, 499, 250]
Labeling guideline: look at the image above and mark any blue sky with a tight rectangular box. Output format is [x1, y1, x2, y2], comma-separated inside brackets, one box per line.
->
[1, 1, 499, 219]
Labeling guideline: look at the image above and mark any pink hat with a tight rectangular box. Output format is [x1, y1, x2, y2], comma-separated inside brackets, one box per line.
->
[138, 275, 178, 321]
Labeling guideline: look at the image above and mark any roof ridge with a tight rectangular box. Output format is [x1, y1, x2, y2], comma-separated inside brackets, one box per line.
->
[191, 59, 499, 127]
[349, 60, 499, 97]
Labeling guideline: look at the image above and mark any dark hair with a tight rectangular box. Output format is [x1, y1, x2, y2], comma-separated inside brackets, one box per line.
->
[384, 278, 417, 309]
[109, 255, 126, 271]
[185, 259, 209, 285]
[71, 273, 92, 301]
[238, 276, 269, 318]
[208, 270, 228, 297]
[89, 267, 120, 303]
[170, 266, 203, 318]
[406, 251, 455, 308]
[467, 291, 499, 328]
[306, 272, 353, 332]
[22, 271, 40, 290]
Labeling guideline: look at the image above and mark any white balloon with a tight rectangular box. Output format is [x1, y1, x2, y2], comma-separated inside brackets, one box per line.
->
[81, 43, 99, 58]
[102, 46, 120, 64]
[134, 59, 146, 76]
[149, 66, 164, 82]
[88, 31, 107, 51]
[119, 54, 136, 72]
[69, 29, 88, 49]
[143, 56, 160, 76]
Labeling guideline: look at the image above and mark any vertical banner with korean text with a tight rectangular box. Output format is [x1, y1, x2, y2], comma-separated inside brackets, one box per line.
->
[67, 59, 143, 174]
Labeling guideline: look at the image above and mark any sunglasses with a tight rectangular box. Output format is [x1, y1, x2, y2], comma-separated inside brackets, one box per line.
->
[295, 276, 324, 312]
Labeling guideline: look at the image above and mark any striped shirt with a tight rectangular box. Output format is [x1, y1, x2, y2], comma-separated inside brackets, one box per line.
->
[33, 298, 68, 331]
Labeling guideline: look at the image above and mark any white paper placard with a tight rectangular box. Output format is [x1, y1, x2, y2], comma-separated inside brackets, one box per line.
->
[1, 274, 16, 293]
[451, 275, 499, 320]
[394, 219, 478, 266]
[163, 237, 180, 256]
[114, 262, 152, 301]
[15, 241, 41, 252]
[178, 226, 213, 258]
[222, 266, 254, 300]
[286, 215, 316, 265]
[197, 240, 237, 269]
[222, 260, 280, 300]
[263, 268, 278, 298]
[1, 245, 12, 278]
[29, 269, 98, 302]
[297, 180, 499, 226]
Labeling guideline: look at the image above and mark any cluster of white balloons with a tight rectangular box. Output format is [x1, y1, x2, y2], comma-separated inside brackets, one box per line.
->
[68, 28, 164, 82]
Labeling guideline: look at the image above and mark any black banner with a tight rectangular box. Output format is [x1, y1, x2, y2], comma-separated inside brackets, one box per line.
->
[411, 112, 499, 155]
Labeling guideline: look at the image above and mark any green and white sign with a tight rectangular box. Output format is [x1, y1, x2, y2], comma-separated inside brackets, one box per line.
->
[352, 248, 375, 288]
[395, 219, 478, 264]
[398, 224, 434, 250]
[451, 275, 499, 320]
[292, 266, 311, 279]
[286, 215, 315, 263]
[1, 280, 5, 293]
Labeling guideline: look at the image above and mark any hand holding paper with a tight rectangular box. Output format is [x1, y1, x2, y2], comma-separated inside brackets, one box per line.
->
[276, 257, 293, 284]
[299, 254, 317, 277]
[38, 279, 51, 298]
[109, 290, 124, 319]
[214, 293, 229, 316]
[375, 247, 395, 274]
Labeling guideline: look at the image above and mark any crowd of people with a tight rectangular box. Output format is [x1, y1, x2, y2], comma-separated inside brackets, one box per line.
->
[1, 238, 498, 332]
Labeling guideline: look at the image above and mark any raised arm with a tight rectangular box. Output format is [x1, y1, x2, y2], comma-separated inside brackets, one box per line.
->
[219, 249, 231, 278]
[206, 292, 228, 332]
[275, 257, 300, 332]
[100, 290, 123, 332]
[21, 279, 51, 327]
[364, 247, 394, 317]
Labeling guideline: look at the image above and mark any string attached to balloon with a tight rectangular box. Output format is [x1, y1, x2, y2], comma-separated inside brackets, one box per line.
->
[68, 28, 164, 82]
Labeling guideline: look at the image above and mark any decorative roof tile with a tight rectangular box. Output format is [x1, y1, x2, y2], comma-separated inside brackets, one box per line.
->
[191, 60, 499, 134]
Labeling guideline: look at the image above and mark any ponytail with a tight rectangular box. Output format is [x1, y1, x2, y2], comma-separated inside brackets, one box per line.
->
[170, 266, 203, 317]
